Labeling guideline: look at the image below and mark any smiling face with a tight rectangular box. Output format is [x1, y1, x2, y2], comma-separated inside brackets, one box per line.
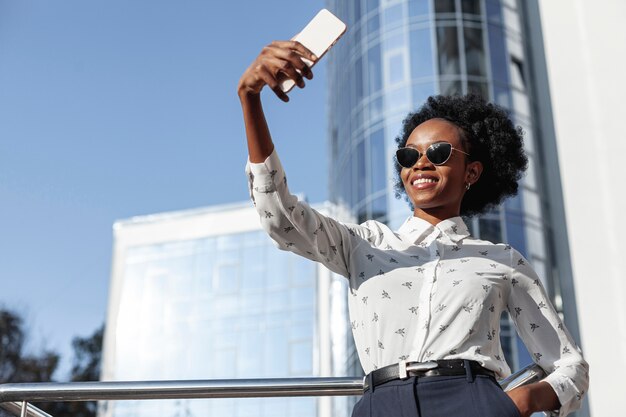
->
[401, 118, 483, 224]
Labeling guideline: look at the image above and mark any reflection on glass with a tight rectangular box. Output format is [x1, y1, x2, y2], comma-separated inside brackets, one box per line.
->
[409, 0, 430, 18]
[369, 96, 384, 122]
[290, 341, 313, 375]
[291, 257, 314, 285]
[439, 78, 462, 95]
[494, 85, 511, 109]
[367, 13, 380, 35]
[348, 156, 355, 206]
[412, 82, 435, 107]
[216, 262, 239, 293]
[358, 208, 368, 224]
[387, 52, 406, 85]
[341, 159, 350, 207]
[467, 81, 488, 99]
[354, 0, 362, 24]
[238, 399, 261, 417]
[369, 129, 386, 193]
[511, 56, 526, 89]
[385, 86, 411, 112]
[291, 286, 314, 308]
[410, 28, 434, 79]
[357, 141, 366, 203]
[383, 4, 403, 27]
[289, 398, 317, 417]
[436, 26, 460, 74]
[434, 0, 456, 13]
[214, 349, 237, 378]
[355, 56, 364, 101]
[384, 32, 404, 53]
[114, 227, 320, 416]
[290, 320, 313, 340]
[368, 45, 382, 93]
[461, 0, 481, 15]
[479, 216, 503, 243]
[367, 0, 379, 13]
[488, 24, 509, 84]
[486, 0, 503, 24]
[503, 211, 527, 257]
[371, 195, 387, 221]
[464, 26, 486, 76]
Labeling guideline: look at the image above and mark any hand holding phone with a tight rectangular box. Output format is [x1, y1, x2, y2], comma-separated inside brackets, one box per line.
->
[278, 9, 347, 93]
[237, 9, 346, 102]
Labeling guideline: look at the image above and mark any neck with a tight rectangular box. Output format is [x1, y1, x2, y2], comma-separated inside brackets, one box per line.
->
[413, 207, 460, 226]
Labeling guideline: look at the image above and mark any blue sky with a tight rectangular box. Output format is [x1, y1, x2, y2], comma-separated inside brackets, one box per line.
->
[0, 0, 330, 378]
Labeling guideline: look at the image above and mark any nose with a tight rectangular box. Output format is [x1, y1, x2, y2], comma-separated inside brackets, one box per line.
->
[412, 151, 433, 170]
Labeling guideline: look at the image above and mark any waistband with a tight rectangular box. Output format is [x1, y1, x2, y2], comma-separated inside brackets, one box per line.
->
[363, 359, 494, 391]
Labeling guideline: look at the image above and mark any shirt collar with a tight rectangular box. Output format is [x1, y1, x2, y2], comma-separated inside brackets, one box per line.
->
[398, 216, 471, 244]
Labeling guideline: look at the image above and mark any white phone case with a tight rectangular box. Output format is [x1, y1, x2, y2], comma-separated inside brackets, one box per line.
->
[279, 9, 347, 93]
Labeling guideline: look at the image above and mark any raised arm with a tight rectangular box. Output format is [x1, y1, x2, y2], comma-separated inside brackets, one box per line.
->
[237, 40, 317, 162]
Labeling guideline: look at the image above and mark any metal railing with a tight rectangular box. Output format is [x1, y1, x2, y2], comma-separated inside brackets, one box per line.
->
[0, 363, 545, 417]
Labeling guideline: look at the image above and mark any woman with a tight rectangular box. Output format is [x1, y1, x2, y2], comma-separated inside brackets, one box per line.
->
[238, 41, 588, 417]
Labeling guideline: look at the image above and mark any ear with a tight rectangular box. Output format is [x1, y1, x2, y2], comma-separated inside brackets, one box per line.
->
[465, 161, 483, 185]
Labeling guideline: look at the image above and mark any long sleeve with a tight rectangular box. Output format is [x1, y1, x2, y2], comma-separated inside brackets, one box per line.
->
[245, 149, 372, 278]
[508, 250, 589, 417]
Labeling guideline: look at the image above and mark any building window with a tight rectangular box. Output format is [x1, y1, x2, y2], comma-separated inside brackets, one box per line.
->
[461, 0, 481, 15]
[385, 49, 407, 85]
[464, 26, 487, 76]
[436, 25, 461, 75]
[368, 45, 383, 93]
[409, 0, 430, 18]
[435, 0, 456, 14]
[409, 27, 435, 79]
[369, 128, 387, 193]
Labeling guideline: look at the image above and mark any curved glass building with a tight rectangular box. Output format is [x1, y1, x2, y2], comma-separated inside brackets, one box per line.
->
[326, 0, 567, 375]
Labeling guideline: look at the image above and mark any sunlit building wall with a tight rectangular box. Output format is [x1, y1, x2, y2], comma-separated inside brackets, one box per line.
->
[99, 201, 355, 417]
[325, 2, 584, 409]
[526, 1, 626, 416]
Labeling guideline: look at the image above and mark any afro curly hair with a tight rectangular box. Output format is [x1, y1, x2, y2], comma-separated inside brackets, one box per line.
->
[394, 94, 528, 217]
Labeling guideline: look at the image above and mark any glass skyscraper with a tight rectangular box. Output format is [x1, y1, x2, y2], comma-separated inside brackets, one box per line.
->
[100, 202, 354, 417]
[325, 0, 568, 375]
[98, 1, 593, 415]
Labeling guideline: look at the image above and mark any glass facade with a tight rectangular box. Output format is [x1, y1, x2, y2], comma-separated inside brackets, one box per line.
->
[100, 203, 355, 417]
[326, 0, 557, 373]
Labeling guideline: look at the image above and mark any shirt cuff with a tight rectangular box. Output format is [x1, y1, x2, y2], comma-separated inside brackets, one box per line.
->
[245, 149, 285, 194]
[541, 372, 579, 416]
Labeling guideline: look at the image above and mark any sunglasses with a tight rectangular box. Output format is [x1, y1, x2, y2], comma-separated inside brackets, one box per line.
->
[395, 142, 470, 168]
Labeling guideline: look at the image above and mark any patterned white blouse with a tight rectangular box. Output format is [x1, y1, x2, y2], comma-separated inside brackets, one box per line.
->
[246, 150, 588, 416]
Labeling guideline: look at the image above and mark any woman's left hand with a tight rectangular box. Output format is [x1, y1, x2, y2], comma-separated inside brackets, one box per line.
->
[506, 386, 532, 417]
[507, 381, 560, 417]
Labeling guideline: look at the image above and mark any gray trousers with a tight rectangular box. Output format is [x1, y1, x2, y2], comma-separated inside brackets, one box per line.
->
[352, 367, 521, 417]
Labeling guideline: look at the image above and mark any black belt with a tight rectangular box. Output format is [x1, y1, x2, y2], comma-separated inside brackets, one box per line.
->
[363, 359, 494, 391]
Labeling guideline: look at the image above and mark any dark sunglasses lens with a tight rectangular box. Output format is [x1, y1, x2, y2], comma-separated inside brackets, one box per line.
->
[396, 148, 420, 168]
[426, 142, 452, 165]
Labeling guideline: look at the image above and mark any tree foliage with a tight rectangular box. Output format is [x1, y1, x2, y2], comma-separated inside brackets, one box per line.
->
[0, 308, 103, 417]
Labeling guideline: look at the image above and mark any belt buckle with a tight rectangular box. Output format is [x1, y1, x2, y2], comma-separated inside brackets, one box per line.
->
[398, 360, 438, 379]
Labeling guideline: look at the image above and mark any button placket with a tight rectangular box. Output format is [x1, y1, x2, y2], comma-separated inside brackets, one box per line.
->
[414, 230, 442, 359]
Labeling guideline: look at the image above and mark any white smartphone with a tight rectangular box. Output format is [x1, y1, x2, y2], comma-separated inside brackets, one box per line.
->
[279, 9, 347, 93]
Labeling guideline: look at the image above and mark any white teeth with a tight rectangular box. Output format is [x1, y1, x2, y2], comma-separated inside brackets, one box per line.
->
[412, 178, 437, 185]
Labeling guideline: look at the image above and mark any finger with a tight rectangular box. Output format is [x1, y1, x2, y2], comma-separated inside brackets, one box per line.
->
[271, 40, 317, 62]
[267, 56, 305, 88]
[267, 49, 312, 83]
[265, 41, 315, 80]
[258, 66, 289, 102]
